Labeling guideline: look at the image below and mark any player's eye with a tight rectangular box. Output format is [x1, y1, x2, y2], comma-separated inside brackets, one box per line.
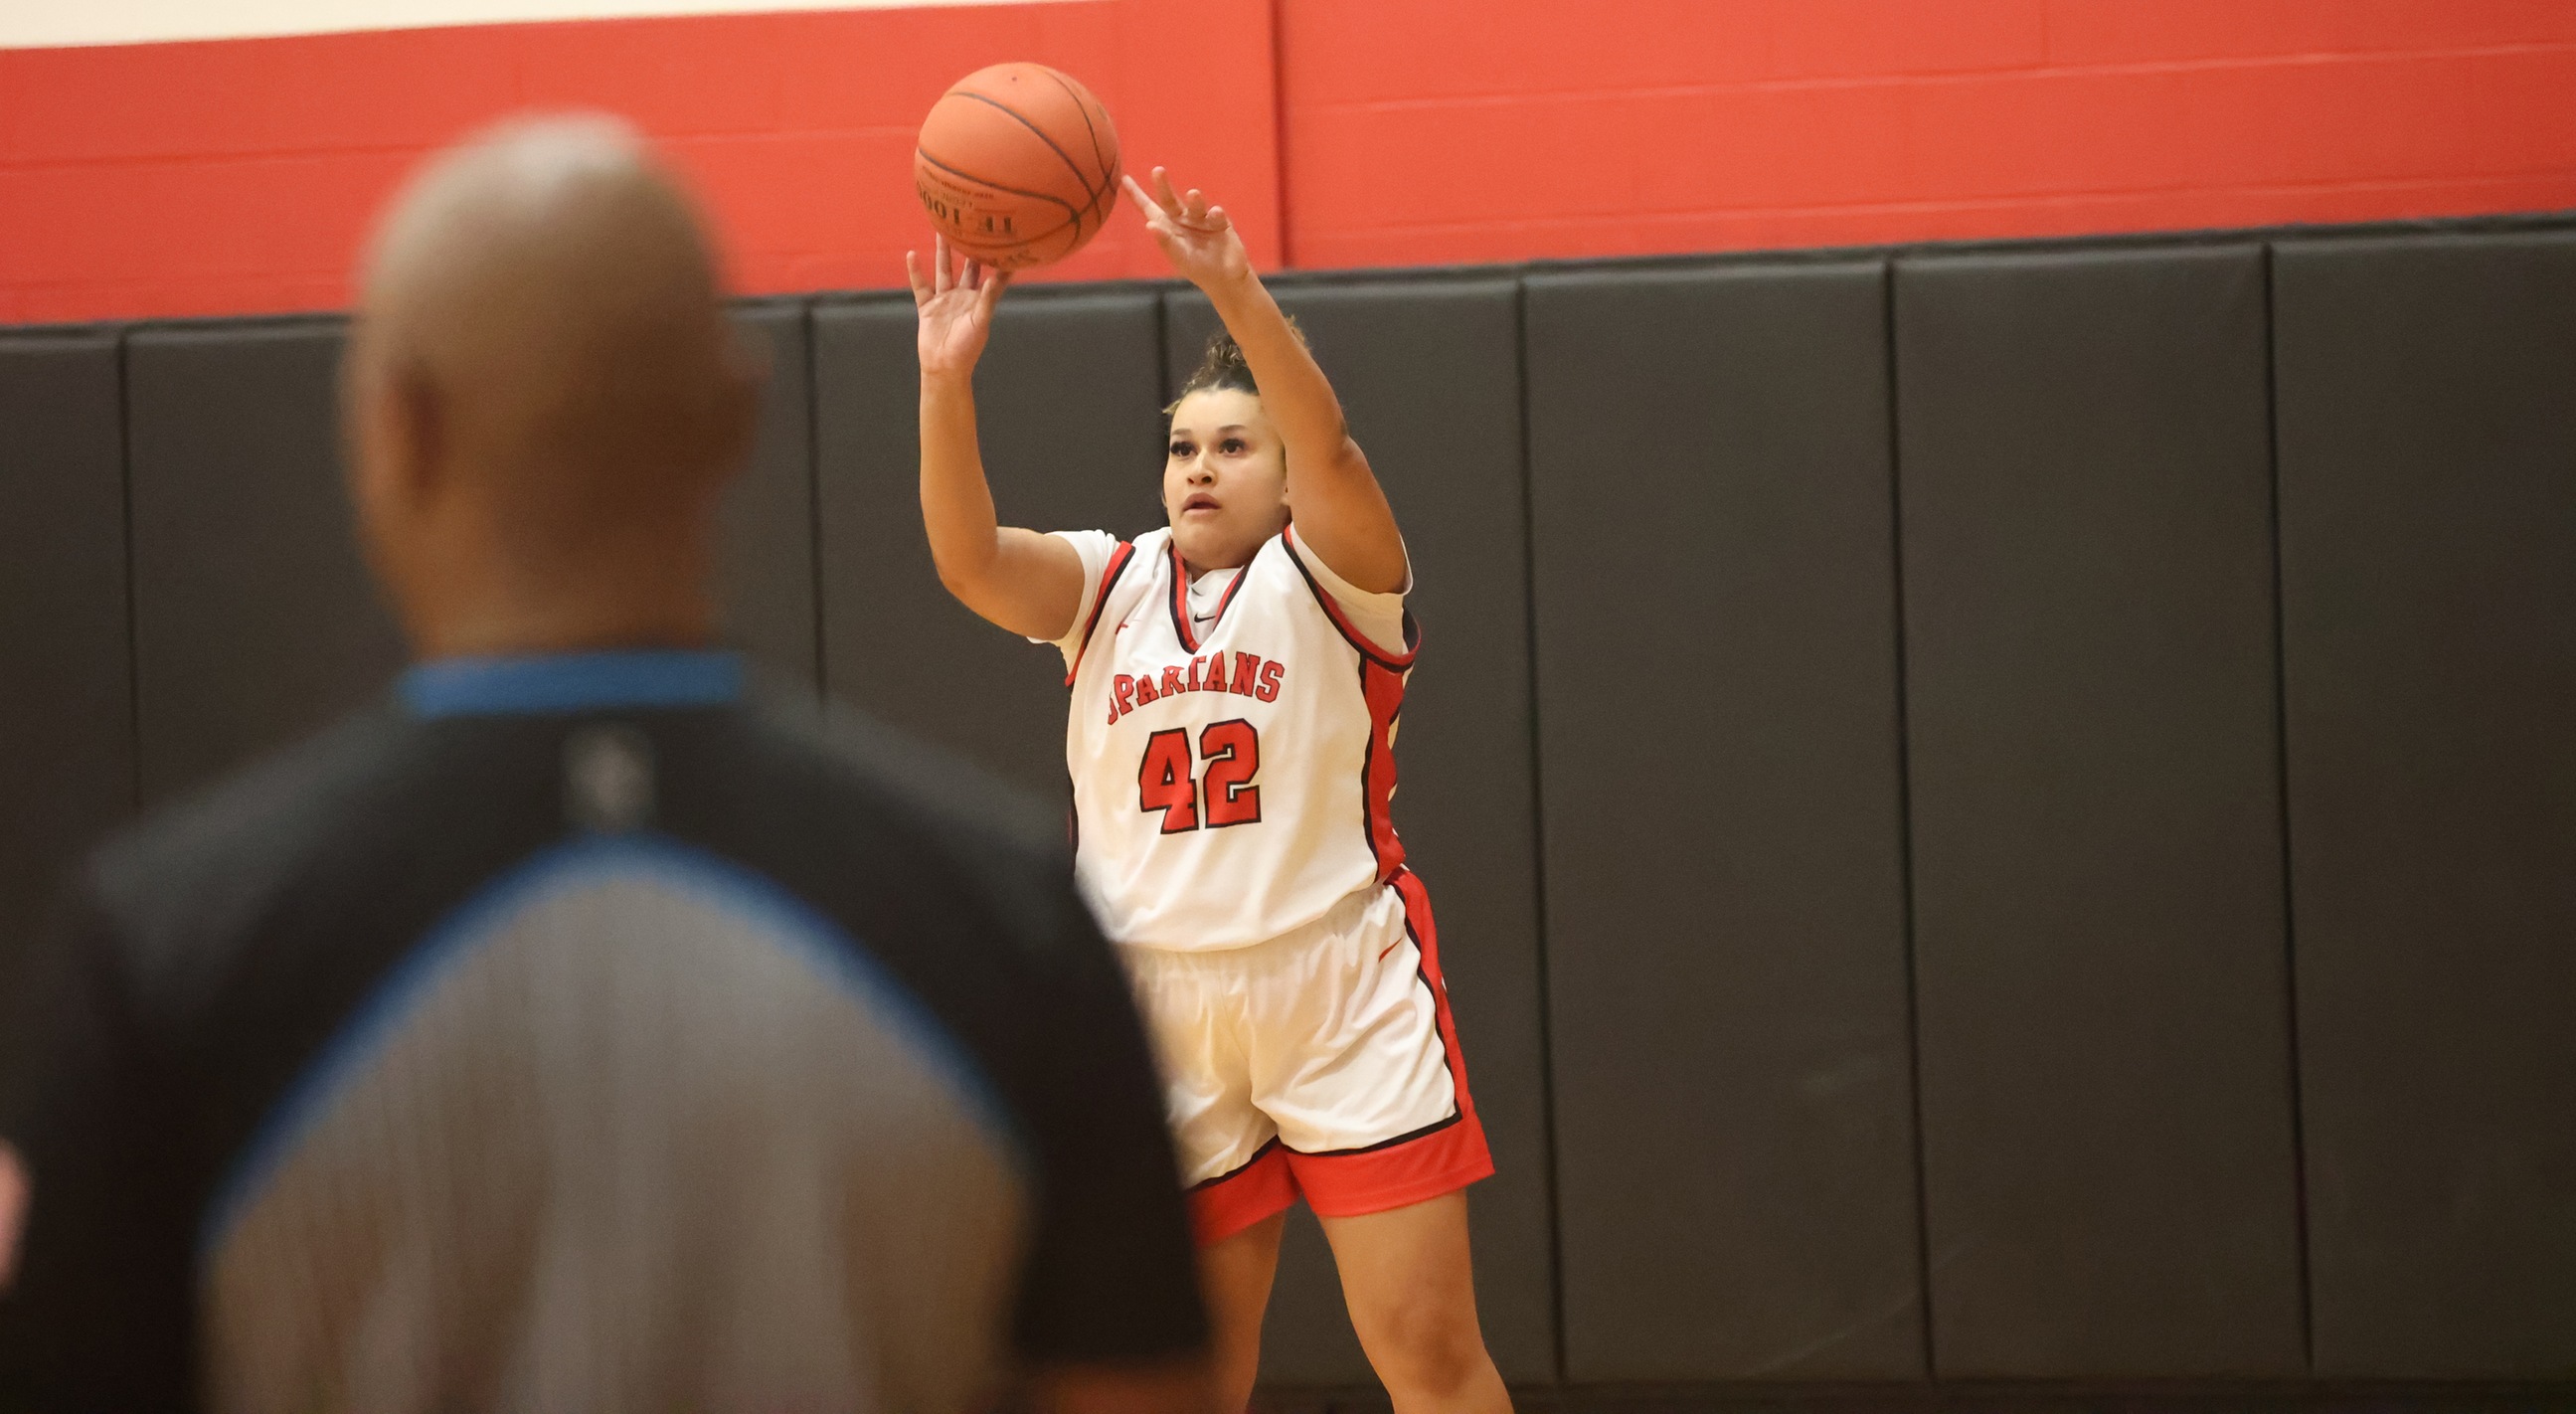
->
[1221, 438, 1248, 455]
[1168, 441, 1193, 458]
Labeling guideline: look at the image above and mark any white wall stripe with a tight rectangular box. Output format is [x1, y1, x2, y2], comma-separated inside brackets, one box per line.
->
[2, 0, 1080, 52]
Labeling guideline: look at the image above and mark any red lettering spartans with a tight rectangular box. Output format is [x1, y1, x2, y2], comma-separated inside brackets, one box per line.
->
[1257, 660, 1285, 702]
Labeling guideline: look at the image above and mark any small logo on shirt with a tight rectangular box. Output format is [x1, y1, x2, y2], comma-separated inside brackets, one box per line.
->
[565, 724, 656, 833]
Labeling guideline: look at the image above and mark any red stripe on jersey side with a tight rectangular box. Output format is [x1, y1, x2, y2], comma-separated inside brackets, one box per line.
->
[1288, 872, 1495, 1218]
[1064, 540, 1138, 688]
[1282, 524, 1418, 668]
[1280, 522, 1417, 883]
[1394, 870, 1476, 1117]
[1358, 656, 1409, 885]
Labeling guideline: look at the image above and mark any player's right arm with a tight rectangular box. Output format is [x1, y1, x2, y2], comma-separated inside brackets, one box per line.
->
[911, 235, 1088, 642]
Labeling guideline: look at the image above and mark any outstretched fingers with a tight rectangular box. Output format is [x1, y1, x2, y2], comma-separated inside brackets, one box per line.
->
[975, 265, 1011, 318]
[1122, 173, 1172, 225]
[906, 249, 931, 307]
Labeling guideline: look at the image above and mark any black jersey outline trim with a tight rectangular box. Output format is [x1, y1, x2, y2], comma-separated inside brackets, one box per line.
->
[1066, 539, 1139, 687]
[1166, 536, 1261, 654]
[197, 832, 1033, 1261]
[1187, 1136, 1285, 1191]
[1357, 655, 1389, 879]
[1165, 538, 1194, 650]
[1280, 904, 1466, 1157]
[1288, 1108, 1464, 1159]
[1282, 524, 1419, 669]
[1205, 557, 1253, 628]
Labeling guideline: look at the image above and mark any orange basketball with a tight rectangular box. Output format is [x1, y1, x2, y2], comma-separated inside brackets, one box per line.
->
[914, 63, 1121, 269]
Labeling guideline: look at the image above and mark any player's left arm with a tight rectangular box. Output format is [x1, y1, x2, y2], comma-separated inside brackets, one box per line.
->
[1123, 168, 1408, 596]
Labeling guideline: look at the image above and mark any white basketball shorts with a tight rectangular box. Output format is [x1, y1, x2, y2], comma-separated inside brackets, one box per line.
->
[1117, 870, 1493, 1244]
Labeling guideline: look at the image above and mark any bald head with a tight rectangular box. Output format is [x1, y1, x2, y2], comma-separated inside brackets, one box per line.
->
[347, 113, 758, 657]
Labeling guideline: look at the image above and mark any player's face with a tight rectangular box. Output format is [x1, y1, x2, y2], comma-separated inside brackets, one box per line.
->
[1164, 388, 1290, 571]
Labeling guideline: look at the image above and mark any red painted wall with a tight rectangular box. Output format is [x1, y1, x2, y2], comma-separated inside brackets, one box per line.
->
[0, 0, 1280, 323]
[1278, 0, 2576, 266]
[5, 0, 2575, 323]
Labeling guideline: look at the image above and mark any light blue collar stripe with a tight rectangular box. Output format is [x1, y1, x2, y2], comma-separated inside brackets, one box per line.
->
[402, 649, 743, 717]
[200, 832, 1029, 1261]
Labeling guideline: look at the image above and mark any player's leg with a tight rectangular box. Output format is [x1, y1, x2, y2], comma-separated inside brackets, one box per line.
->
[1317, 1193, 1507, 1414]
[1126, 939, 1298, 1409]
[1254, 877, 1502, 1410]
[1199, 1207, 1287, 1411]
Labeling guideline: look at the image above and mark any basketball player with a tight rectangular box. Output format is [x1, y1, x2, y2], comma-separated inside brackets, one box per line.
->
[0, 116, 1211, 1414]
[910, 168, 1510, 1414]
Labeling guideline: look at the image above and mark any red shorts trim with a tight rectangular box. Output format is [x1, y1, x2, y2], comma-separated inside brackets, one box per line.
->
[1289, 1112, 1494, 1219]
[1190, 1141, 1296, 1245]
[1183, 871, 1495, 1244]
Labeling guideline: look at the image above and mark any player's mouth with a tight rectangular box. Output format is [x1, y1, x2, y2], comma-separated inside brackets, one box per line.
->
[1181, 492, 1221, 514]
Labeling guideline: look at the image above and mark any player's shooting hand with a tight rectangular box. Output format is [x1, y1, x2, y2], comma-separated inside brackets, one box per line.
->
[908, 234, 1009, 380]
[1123, 167, 1251, 291]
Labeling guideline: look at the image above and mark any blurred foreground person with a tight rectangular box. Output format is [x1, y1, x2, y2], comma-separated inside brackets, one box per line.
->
[0, 114, 1209, 1414]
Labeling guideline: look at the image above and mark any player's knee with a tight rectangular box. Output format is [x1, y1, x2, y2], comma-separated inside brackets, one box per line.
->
[1357, 1299, 1489, 1398]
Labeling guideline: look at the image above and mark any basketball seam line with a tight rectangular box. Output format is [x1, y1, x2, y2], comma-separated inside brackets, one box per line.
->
[1037, 68, 1117, 216]
[945, 88, 1111, 233]
[916, 146, 1084, 223]
[916, 148, 1090, 262]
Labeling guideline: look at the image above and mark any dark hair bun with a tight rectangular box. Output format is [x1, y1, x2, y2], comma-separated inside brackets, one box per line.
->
[1171, 317, 1308, 407]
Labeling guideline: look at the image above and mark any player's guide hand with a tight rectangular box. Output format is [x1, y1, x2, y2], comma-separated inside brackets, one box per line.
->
[907, 232, 1009, 381]
[1124, 166, 1253, 292]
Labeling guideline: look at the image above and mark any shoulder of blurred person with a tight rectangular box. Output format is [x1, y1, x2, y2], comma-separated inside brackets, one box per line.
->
[750, 689, 1076, 928]
[75, 708, 422, 999]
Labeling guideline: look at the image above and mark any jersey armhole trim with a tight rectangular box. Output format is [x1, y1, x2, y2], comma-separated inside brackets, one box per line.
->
[1065, 541, 1138, 687]
[1283, 525, 1420, 669]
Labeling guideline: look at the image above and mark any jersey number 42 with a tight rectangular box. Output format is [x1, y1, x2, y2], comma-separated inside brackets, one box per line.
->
[1138, 720, 1262, 833]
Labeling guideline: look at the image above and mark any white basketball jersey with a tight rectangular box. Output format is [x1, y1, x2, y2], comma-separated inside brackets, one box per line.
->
[1053, 526, 1415, 951]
